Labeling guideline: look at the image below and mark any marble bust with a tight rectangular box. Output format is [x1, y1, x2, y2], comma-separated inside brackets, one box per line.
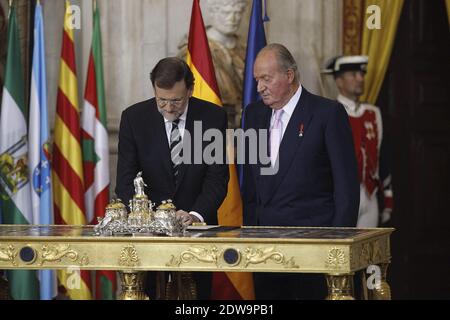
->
[178, 0, 248, 128]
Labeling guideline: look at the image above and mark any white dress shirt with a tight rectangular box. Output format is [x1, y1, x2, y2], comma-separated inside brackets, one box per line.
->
[270, 85, 303, 140]
[163, 104, 189, 143]
[161, 103, 204, 223]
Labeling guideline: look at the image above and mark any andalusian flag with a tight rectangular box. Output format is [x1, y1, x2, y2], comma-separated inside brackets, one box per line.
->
[0, 5, 39, 300]
[186, 0, 254, 300]
[81, 5, 116, 300]
[29, 1, 57, 300]
[53, 1, 92, 299]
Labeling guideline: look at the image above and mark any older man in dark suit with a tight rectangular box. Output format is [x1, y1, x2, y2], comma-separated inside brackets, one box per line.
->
[241, 44, 359, 299]
[116, 57, 229, 299]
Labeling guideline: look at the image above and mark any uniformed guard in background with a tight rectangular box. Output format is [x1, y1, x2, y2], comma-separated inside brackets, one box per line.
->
[323, 55, 394, 227]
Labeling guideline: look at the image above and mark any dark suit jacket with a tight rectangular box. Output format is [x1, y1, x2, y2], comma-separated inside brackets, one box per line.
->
[115, 97, 229, 225]
[242, 87, 359, 227]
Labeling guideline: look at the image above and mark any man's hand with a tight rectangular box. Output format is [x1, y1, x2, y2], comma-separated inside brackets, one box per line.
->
[176, 210, 200, 226]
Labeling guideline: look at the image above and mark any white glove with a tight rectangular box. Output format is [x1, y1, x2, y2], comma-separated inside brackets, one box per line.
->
[381, 209, 392, 224]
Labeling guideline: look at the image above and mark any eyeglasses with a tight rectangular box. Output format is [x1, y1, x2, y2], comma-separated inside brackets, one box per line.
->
[156, 97, 185, 107]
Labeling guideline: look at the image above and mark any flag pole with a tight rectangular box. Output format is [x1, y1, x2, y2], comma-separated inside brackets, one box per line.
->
[93, 0, 97, 12]
[8, 0, 13, 18]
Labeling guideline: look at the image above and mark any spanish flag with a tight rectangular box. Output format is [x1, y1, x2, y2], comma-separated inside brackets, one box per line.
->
[52, 1, 92, 300]
[185, 0, 254, 300]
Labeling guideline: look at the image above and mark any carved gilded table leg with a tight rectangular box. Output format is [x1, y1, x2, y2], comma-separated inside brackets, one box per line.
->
[118, 271, 149, 300]
[372, 263, 391, 300]
[325, 274, 355, 300]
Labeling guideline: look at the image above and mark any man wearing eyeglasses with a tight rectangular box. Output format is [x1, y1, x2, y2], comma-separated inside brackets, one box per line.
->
[116, 57, 229, 299]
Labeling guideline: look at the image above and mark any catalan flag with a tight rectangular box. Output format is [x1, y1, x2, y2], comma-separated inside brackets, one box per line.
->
[53, 1, 92, 300]
[81, 4, 116, 300]
[185, 0, 254, 300]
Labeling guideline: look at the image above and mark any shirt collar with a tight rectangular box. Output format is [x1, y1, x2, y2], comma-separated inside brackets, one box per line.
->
[337, 94, 359, 114]
[275, 85, 302, 117]
[163, 102, 189, 124]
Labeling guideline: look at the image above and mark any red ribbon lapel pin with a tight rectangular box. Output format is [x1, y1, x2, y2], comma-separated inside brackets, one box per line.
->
[299, 123, 304, 137]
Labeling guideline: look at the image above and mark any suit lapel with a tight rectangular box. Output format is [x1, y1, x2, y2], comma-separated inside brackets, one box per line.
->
[174, 99, 198, 194]
[151, 101, 175, 190]
[251, 105, 272, 181]
[262, 89, 314, 204]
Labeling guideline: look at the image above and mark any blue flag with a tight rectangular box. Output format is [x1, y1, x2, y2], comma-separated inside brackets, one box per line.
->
[240, 0, 267, 187]
[242, 0, 267, 110]
[29, 2, 57, 300]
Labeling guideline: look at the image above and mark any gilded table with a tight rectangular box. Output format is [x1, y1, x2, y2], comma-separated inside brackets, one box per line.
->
[0, 225, 394, 300]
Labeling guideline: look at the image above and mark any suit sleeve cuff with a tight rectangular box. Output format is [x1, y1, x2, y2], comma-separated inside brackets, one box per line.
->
[189, 211, 204, 223]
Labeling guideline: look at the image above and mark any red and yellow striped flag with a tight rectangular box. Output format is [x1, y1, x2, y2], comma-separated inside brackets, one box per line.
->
[186, 0, 254, 300]
[52, 1, 92, 300]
